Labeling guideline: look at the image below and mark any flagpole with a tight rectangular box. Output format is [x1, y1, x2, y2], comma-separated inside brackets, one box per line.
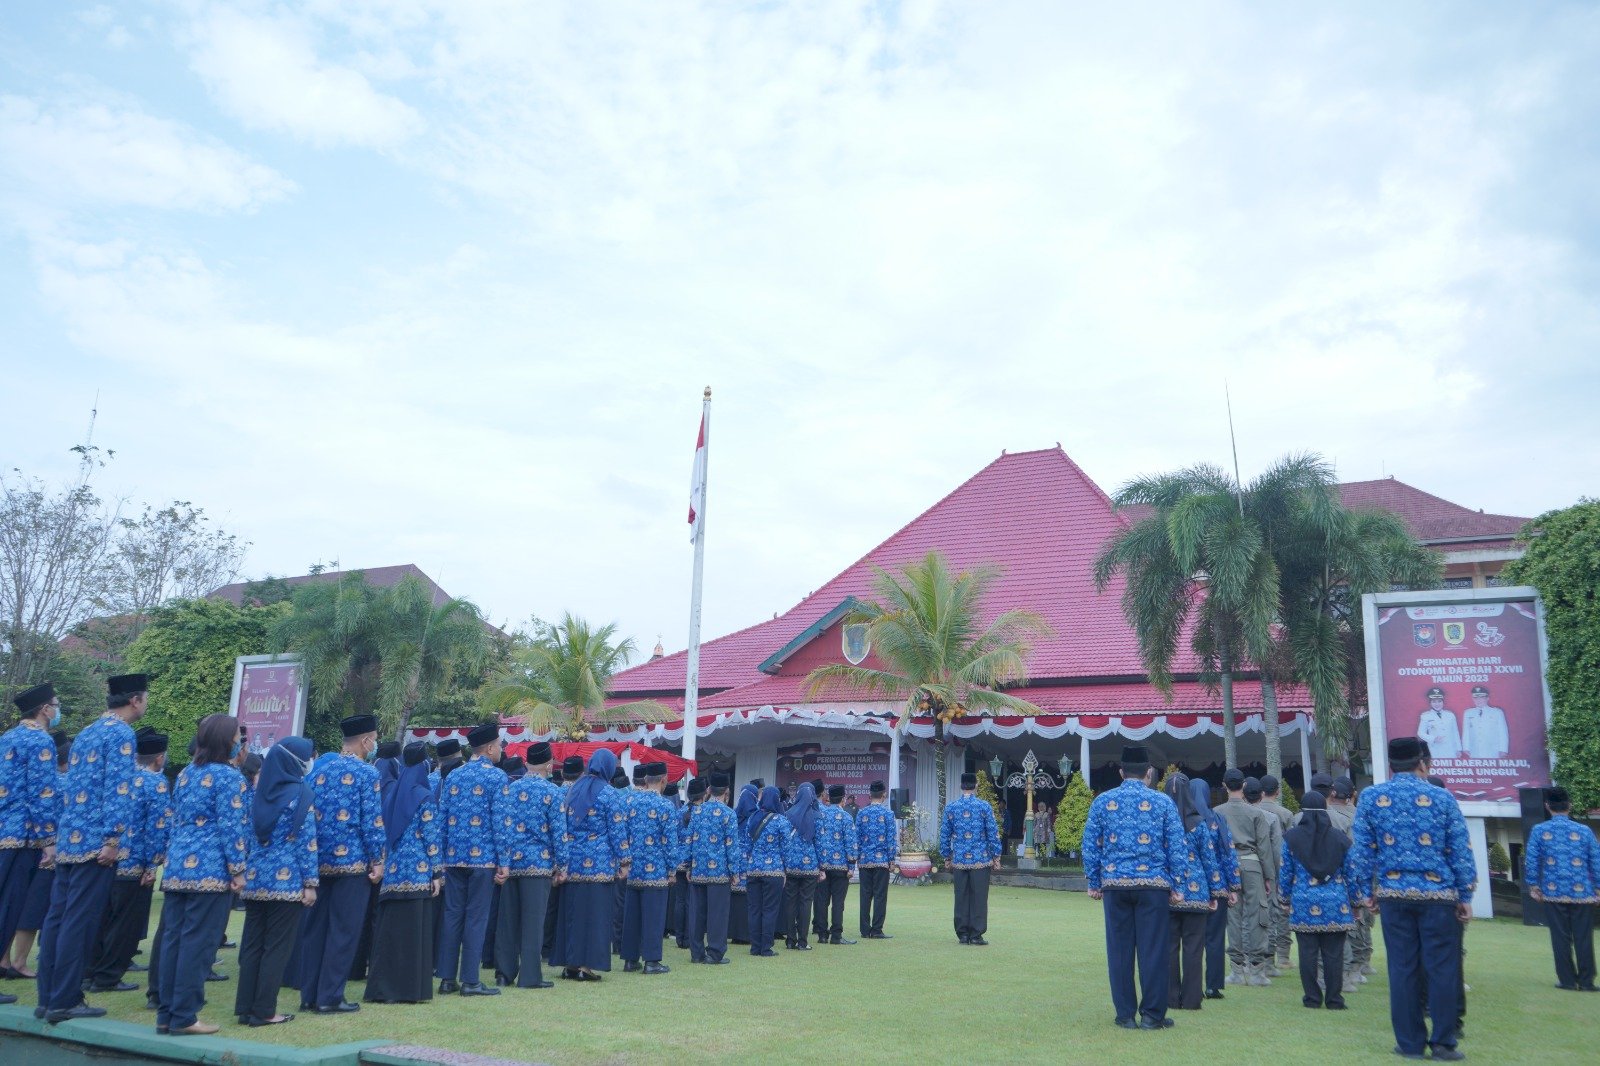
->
[682, 386, 711, 773]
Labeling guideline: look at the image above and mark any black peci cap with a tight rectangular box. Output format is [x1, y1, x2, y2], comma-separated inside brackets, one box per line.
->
[107, 674, 149, 697]
[869, 781, 886, 796]
[466, 723, 499, 749]
[436, 738, 462, 758]
[403, 741, 428, 767]
[340, 714, 379, 738]
[12, 683, 54, 715]
[525, 741, 552, 766]
[376, 741, 401, 760]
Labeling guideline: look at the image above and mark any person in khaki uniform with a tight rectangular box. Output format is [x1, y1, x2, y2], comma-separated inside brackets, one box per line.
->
[1215, 769, 1278, 986]
[1326, 777, 1370, 991]
[1258, 775, 1295, 973]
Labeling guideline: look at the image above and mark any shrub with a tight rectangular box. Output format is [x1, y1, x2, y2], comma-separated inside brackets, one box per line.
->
[975, 769, 1005, 830]
[1054, 771, 1093, 855]
[1487, 841, 1511, 875]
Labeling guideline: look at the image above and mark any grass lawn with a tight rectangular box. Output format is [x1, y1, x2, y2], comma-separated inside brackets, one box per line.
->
[38, 886, 1594, 1065]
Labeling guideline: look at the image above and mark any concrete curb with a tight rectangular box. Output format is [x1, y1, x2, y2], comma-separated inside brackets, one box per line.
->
[0, 1005, 386, 1066]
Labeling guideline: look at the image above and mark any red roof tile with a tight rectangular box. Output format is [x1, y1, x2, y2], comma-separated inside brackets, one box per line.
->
[209, 564, 453, 607]
[1336, 478, 1529, 544]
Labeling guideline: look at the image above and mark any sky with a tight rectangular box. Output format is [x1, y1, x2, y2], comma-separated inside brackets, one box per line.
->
[3, 1, 1597, 658]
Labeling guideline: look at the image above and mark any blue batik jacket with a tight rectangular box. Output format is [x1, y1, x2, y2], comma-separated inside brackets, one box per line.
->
[815, 805, 859, 871]
[382, 797, 442, 898]
[1350, 773, 1475, 904]
[783, 828, 820, 875]
[309, 752, 386, 878]
[1170, 822, 1220, 912]
[1208, 817, 1242, 898]
[0, 722, 57, 850]
[625, 790, 680, 888]
[687, 799, 743, 884]
[502, 774, 567, 878]
[563, 785, 631, 883]
[1081, 779, 1188, 892]
[1279, 840, 1360, 932]
[242, 798, 320, 902]
[55, 713, 138, 865]
[442, 755, 510, 869]
[746, 812, 794, 879]
[856, 803, 897, 868]
[939, 794, 1002, 870]
[162, 762, 249, 894]
[115, 767, 171, 880]
[1523, 814, 1600, 905]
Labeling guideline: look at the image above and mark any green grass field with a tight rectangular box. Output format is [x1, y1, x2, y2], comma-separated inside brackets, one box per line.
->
[25, 886, 1594, 1065]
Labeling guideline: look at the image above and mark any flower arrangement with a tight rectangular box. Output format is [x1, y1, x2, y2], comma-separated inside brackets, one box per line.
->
[898, 802, 932, 854]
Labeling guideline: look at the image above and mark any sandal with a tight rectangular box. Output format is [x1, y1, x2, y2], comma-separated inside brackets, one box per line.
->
[248, 1014, 295, 1027]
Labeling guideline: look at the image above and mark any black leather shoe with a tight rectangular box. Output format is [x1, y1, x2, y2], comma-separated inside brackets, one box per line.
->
[1203, 990, 1224, 1000]
[623, 961, 641, 973]
[968, 936, 989, 946]
[706, 958, 729, 965]
[522, 980, 554, 989]
[146, 998, 159, 1011]
[1429, 1049, 1465, 1063]
[46, 1004, 107, 1024]
[89, 981, 139, 993]
[791, 942, 811, 950]
[756, 949, 776, 957]
[315, 1001, 360, 1014]
[494, 974, 512, 987]
[875, 932, 893, 939]
[0, 992, 16, 1005]
[1114, 1018, 1138, 1030]
[573, 971, 603, 982]
[205, 970, 228, 982]
[460, 983, 500, 996]
[643, 962, 669, 975]
[127, 962, 147, 973]
[438, 980, 460, 994]
[830, 936, 856, 945]
[220, 939, 237, 949]
[1556, 983, 1580, 990]
[247, 1013, 295, 1026]
[34, 1006, 47, 1019]
[958, 936, 970, 944]
[1139, 1017, 1175, 1030]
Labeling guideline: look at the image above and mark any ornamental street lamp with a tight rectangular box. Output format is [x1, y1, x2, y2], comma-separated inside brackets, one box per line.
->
[1005, 750, 1045, 859]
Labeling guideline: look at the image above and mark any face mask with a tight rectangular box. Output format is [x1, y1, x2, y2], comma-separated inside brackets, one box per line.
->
[49, 706, 61, 728]
[364, 744, 377, 762]
[230, 741, 242, 759]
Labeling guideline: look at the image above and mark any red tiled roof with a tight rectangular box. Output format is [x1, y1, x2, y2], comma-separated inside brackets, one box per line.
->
[209, 564, 453, 607]
[1336, 478, 1529, 545]
[612, 448, 1176, 697]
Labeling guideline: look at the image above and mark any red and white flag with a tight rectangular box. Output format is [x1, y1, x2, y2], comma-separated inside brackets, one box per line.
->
[688, 412, 707, 544]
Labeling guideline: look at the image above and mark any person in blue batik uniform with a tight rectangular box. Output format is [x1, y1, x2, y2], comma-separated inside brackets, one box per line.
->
[612, 767, 643, 956]
[86, 727, 171, 994]
[620, 761, 679, 974]
[235, 737, 317, 1026]
[687, 772, 741, 964]
[35, 674, 144, 1024]
[940, 772, 1002, 946]
[1082, 746, 1189, 1031]
[1163, 773, 1218, 1011]
[0, 683, 60, 1002]
[1524, 786, 1600, 991]
[743, 786, 792, 957]
[1350, 737, 1475, 1062]
[857, 781, 896, 939]
[782, 783, 824, 950]
[492, 741, 565, 989]
[1279, 790, 1360, 1010]
[297, 714, 386, 1015]
[554, 748, 630, 980]
[436, 723, 508, 996]
[1192, 776, 1240, 1000]
[815, 783, 859, 945]
[156, 714, 249, 1035]
[364, 742, 443, 1003]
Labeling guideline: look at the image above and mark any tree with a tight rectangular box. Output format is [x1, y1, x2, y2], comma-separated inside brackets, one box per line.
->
[1054, 771, 1093, 857]
[1500, 500, 1600, 811]
[95, 501, 246, 657]
[975, 769, 1005, 837]
[805, 551, 1051, 822]
[482, 614, 668, 740]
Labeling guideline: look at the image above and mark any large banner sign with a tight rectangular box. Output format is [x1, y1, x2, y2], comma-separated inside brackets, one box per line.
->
[229, 655, 308, 754]
[1363, 588, 1553, 812]
[775, 739, 915, 801]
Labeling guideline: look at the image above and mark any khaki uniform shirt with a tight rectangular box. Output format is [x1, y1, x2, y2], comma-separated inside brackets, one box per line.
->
[1216, 797, 1278, 883]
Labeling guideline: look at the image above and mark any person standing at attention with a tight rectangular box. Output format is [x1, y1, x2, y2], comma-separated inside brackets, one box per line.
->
[856, 781, 896, 939]
[1279, 791, 1359, 1010]
[1524, 786, 1600, 992]
[940, 772, 1001, 946]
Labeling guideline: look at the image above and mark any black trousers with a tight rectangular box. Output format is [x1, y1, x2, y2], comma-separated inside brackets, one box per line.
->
[1547, 901, 1596, 989]
[156, 891, 231, 1030]
[745, 877, 783, 954]
[952, 868, 991, 940]
[818, 870, 849, 938]
[859, 867, 889, 935]
[0, 848, 42, 963]
[88, 878, 150, 989]
[621, 884, 667, 964]
[1168, 909, 1207, 1009]
[297, 874, 368, 1009]
[687, 881, 730, 962]
[437, 867, 495, 983]
[235, 900, 300, 1022]
[37, 860, 115, 1012]
[1297, 930, 1347, 1008]
[542, 882, 562, 961]
[1102, 887, 1171, 1025]
[347, 884, 379, 980]
[482, 884, 499, 971]
[612, 879, 627, 955]
[1379, 899, 1462, 1055]
[671, 873, 689, 947]
[495, 876, 552, 985]
[784, 875, 816, 946]
[1204, 898, 1229, 992]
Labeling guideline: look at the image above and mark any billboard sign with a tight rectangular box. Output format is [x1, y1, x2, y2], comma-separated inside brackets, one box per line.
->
[774, 739, 915, 802]
[229, 654, 308, 754]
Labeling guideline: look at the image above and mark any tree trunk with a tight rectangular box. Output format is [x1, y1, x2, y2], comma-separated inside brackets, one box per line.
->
[1262, 678, 1282, 780]
[933, 738, 948, 827]
[1220, 668, 1238, 771]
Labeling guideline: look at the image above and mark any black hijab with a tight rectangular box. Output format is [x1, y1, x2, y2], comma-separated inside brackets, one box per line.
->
[384, 743, 432, 850]
[1284, 790, 1348, 881]
[1165, 771, 1201, 831]
[252, 737, 314, 847]
[785, 782, 819, 842]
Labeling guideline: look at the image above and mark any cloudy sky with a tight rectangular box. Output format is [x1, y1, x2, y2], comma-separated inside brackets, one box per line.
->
[3, 1, 1597, 655]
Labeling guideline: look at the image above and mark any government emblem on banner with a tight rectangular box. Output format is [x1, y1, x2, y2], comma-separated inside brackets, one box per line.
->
[1413, 623, 1437, 648]
[842, 624, 871, 665]
[1443, 622, 1466, 646]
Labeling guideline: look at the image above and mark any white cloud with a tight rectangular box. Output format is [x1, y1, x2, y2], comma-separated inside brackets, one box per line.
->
[179, 3, 423, 148]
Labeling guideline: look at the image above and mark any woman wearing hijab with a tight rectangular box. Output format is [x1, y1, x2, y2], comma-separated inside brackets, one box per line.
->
[156, 714, 249, 1036]
[1279, 790, 1359, 1009]
[743, 787, 793, 957]
[365, 742, 442, 1003]
[728, 783, 758, 946]
[552, 749, 630, 980]
[782, 783, 823, 950]
[234, 738, 317, 1027]
[1190, 777, 1241, 1000]
[1163, 773, 1219, 1010]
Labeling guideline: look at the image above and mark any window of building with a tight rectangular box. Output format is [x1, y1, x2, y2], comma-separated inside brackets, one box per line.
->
[1485, 574, 1503, 587]
[1441, 577, 1474, 590]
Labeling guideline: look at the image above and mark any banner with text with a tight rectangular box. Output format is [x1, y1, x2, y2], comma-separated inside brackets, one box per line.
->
[229, 655, 308, 753]
[775, 740, 916, 802]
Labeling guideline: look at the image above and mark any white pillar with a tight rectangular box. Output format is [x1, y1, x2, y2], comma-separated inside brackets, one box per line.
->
[1465, 817, 1494, 919]
[1299, 713, 1313, 791]
[888, 725, 902, 794]
[1079, 732, 1091, 784]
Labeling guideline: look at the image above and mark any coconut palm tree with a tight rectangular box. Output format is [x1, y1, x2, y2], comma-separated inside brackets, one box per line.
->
[481, 613, 669, 740]
[804, 551, 1050, 821]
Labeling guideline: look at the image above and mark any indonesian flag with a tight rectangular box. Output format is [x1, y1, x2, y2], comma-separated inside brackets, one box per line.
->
[688, 412, 707, 543]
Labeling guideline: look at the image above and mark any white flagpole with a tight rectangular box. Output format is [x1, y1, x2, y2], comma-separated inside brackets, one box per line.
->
[682, 387, 711, 772]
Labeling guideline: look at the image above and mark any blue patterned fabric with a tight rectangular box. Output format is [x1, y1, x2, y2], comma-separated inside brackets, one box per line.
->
[115, 767, 171, 879]
[502, 773, 568, 878]
[242, 795, 319, 901]
[1170, 822, 1220, 912]
[1208, 815, 1242, 896]
[308, 752, 386, 877]
[562, 783, 629, 882]
[1523, 814, 1600, 904]
[162, 762, 249, 893]
[856, 803, 897, 868]
[1350, 773, 1475, 903]
[687, 798, 743, 883]
[0, 723, 57, 849]
[442, 755, 510, 869]
[1081, 779, 1189, 891]
[815, 805, 859, 871]
[745, 810, 794, 878]
[54, 713, 138, 865]
[1278, 838, 1360, 931]
[783, 824, 820, 874]
[939, 794, 1002, 870]
[381, 796, 442, 897]
[624, 790, 679, 887]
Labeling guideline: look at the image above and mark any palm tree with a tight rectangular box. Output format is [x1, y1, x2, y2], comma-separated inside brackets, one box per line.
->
[804, 552, 1050, 821]
[481, 613, 669, 740]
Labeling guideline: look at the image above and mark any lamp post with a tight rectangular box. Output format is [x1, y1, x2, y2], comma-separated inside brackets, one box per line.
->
[1019, 751, 1039, 859]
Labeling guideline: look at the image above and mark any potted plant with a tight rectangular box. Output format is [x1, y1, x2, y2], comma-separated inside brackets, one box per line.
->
[1487, 841, 1511, 880]
[894, 802, 935, 881]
